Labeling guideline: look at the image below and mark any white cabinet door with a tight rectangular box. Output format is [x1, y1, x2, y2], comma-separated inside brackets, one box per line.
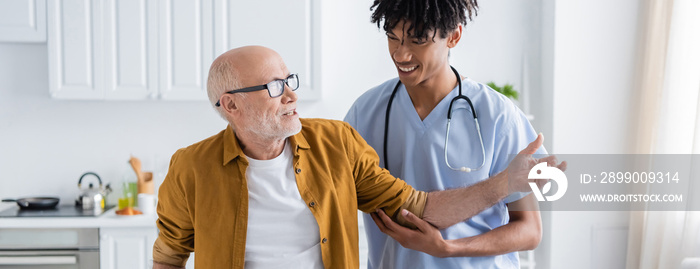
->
[219, 0, 321, 100]
[46, 0, 319, 101]
[103, 0, 158, 100]
[158, 0, 214, 101]
[0, 0, 46, 42]
[100, 227, 157, 269]
[48, 0, 104, 99]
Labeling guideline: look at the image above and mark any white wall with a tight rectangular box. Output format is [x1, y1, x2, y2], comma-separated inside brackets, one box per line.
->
[546, 0, 643, 268]
[552, 0, 640, 155]
[309, 1, 396, 120]
[455, 0, 542, 117]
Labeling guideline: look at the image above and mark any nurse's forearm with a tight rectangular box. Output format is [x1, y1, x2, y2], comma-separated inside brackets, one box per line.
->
[444, 210, 542, 257]
[421, 171, 509, 229]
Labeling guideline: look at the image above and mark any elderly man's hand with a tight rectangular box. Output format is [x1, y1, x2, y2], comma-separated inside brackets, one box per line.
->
[506, 134, 567, 193]
[371, 209, 453, 258]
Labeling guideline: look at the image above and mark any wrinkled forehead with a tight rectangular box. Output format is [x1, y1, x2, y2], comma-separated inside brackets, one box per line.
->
[261, 54, 289, 81]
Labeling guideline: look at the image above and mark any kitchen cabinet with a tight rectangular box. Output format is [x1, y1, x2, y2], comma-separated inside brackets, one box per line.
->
[100, 227, 157, 269]
[47, 0, 103, 99]
[0, 204, 200, 269]
[103, 0, 159, 100]
[47, 0, 206, 100]
[47, 0, 320, 101]
[99, 227, 195, 269]
[0, 0, 46, 42]
[46, 0, 160, 100]
[0, 205, 186, 269]
[158, 0, 215, 100]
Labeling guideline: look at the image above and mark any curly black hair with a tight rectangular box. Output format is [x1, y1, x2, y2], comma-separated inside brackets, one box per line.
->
[370, 0, 479, 41]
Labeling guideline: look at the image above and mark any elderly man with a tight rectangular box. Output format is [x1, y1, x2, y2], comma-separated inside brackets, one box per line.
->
[152, 46, 563, 269]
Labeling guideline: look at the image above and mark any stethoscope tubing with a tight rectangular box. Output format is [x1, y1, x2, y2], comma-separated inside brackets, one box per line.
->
[383, 66, 486, 172]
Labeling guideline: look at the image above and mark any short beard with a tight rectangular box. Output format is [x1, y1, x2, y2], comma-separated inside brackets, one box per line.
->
[245, 106, 301, 141]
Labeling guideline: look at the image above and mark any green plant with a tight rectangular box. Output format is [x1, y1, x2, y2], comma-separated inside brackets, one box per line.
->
[486, 81, 519, 100]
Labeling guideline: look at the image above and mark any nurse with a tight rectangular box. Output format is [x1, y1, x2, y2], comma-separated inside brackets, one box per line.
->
[344, 0, 546, 268]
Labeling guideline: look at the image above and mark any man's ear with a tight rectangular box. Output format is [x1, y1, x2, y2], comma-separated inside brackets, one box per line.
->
[220, 95, 239, 115]
[447, 25, 462, 48]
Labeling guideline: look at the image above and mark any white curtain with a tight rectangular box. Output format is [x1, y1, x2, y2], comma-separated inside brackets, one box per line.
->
[627, 0, 700, 268]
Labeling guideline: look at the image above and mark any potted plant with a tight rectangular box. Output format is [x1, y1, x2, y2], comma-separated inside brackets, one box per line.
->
[486, 81, 519, 101]
[486, 81, 532, 119]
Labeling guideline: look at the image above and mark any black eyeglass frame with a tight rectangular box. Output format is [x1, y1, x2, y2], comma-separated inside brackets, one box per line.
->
[215, 73, 299, 107]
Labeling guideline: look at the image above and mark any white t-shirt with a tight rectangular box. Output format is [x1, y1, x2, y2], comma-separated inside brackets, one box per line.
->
[244, 142, 324, 269]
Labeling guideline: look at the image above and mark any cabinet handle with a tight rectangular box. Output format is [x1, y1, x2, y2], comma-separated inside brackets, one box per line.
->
[0, 255, 77, 265]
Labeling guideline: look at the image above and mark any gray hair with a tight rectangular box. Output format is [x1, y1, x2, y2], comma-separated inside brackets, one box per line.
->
[206, 58, 246, 121]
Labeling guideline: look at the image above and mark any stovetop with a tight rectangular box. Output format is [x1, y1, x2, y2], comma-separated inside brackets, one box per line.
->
[0, 205, 115, 218]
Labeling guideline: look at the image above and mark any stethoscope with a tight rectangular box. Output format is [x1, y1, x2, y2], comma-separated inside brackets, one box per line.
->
[383, 66, 486, 172]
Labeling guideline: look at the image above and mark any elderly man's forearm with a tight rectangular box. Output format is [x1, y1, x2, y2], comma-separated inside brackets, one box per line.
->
[421, 171, 509, 229]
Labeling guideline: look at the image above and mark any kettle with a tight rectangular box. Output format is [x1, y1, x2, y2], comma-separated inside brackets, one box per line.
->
[75, 172, 111, 210]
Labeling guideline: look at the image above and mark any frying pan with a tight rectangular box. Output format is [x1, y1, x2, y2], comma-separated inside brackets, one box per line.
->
[2, 197, 60, 210]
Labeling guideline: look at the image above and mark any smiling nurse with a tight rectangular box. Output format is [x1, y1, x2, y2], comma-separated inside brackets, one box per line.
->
[344, 0, 548, 268]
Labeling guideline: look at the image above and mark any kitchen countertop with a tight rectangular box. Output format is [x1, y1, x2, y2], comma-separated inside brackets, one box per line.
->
[0, 204, 158, 229]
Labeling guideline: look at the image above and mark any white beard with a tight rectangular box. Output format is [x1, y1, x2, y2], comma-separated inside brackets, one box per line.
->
[245, 106, 301, 141]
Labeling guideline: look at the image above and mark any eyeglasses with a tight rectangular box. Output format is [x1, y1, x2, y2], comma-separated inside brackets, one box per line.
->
[215, 74, 299, 107]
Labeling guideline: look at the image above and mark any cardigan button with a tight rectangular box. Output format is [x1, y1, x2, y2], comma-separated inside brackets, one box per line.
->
[322, 238, 327, 244]
[295, 168, 302, 174]
[309, 201, 316, 207]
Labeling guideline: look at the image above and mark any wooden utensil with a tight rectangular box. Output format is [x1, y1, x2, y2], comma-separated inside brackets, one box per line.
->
[138, 172, 154, 194]
[129, 156, 155, 195]
[128, 156, 143, 183]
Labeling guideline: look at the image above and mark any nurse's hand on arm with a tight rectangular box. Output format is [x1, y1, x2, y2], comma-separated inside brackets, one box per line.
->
[374, 194, 543, 257]
[371, 134, 567, 257]
[442, 195, 543, 257]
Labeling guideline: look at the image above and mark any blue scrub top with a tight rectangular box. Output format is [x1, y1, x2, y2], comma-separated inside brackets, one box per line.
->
[345, 76, 545, 269]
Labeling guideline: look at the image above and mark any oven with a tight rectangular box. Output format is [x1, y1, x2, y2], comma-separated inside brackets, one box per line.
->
[0, 228, 99, 269]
